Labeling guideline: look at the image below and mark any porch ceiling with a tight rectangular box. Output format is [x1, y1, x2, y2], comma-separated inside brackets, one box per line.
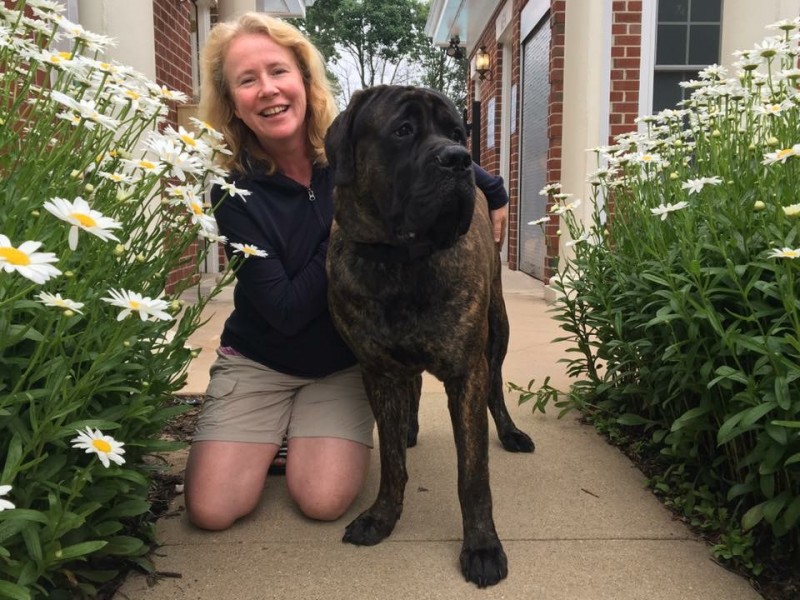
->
[425, 0, 502, 53]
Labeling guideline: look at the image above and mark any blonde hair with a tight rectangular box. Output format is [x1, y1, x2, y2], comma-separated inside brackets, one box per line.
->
[198, 12, 337, 175]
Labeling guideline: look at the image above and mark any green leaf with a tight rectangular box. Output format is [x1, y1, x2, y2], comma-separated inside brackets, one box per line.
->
[99, 535, 146, 556]
[783, 496, 800, 529]
[55, 540, 108, 561]
[740, 401, 777, 428]
[616, 413, 654, 426]
[741, 502, 764, 531]
[670, 404, 712, 432]
[0, 580, 31, 600]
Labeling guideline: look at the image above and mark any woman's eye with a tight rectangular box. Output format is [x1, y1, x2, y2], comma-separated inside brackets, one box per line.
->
[394, 123, 413, 137]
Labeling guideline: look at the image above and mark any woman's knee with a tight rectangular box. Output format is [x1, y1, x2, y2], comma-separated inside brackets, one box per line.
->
[186, 500, 239, 531]
[289, 485, 355, 521]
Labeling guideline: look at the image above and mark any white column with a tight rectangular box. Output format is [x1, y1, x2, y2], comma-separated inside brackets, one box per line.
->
[76, 0, 156, 81]
[217, 0, 257, 22]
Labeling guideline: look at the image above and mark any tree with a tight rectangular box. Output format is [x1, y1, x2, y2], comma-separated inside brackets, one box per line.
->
[295, 0, 465, 110]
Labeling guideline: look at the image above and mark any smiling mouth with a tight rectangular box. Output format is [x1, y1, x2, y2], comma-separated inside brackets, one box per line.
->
[259, 106, 289, 117]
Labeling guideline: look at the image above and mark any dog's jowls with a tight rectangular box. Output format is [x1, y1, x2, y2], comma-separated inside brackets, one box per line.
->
[324, 85, 534, 588]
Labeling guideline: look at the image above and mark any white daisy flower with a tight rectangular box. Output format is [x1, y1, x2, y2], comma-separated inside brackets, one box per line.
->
[199, 230, 228, 244]
[528, 216, 550, 226]
[538, 182, 562, 196]
[231, 243, 268, 258]
[146, 136, 201, 182]
[0, 234, 61, 284]
[551, 199, 582, 216]
[71, 427, 125, 468]
[214, 178, 252, 201]
[102, 289, 173, 322]
[768, 247, 800, 259]
[762, 146, 799, 165]
[783, 203, 800, 218]
[37, 291, 84, 314]
[650, 201, 689, 220]
[0, 485, 15, 512]
[182, 197, 218, 233]
[565, 231, 592, 247]
[681, 176, 722, 195]
[43, 196, 122, 251]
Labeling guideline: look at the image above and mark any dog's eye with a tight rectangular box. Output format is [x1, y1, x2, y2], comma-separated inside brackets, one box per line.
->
[394, 123, 413, 138]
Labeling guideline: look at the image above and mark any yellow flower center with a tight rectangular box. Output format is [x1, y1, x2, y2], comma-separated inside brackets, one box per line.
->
[243, 247, 257, 256]
[786, 250, 800, 258]
[180, 134, 197, 147]
[0, 247, 30, 266]
[129, 300, 141, 310]
[92, 439, 112, 453]
[125, 90, 141, 100]
[70, 212, 97, 228]
[778, 149, 794, 159]
[190, 202, 203, 215]
[139, 160, 157, 170]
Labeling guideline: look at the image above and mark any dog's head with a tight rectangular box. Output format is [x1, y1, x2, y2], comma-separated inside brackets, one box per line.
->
[325, 85, 475, 250]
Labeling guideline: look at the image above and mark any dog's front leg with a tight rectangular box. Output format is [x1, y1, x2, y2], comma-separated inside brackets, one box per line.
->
[445, 359, 508, 588]
[343, 373, 413, 546]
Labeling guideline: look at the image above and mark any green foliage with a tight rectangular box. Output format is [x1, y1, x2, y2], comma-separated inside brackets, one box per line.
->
[0, 2, 237, 596]
[295, 0, 465, 110]
[520, 22, 800, 576]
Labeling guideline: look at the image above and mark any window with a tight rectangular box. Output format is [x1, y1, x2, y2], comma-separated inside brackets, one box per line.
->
[653, 0, 722, 112]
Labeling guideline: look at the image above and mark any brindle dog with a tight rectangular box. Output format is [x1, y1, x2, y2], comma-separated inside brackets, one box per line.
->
[325, 85, 534, 588]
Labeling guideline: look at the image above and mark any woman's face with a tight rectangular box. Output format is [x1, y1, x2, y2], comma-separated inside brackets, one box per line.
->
[224, 32, 308, 154]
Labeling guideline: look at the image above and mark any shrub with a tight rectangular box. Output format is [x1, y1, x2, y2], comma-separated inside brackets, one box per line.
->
[533, 19, 800, 574]
[0, 1, 244, 597]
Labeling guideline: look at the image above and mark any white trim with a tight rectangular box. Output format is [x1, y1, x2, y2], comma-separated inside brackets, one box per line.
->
[638, 0, 658, 127]
[521, 0, 550, 41]
[595, 0, 614, 222]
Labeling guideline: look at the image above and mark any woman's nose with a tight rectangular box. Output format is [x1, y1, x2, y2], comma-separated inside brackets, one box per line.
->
[256, 74, 278, 97]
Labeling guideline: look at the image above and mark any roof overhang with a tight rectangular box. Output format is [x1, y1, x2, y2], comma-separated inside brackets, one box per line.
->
[425, 0, 503, 53]
[256, 0, 315, 18]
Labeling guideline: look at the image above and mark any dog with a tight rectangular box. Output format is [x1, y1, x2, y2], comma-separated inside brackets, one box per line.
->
[324, 85, 534, 588]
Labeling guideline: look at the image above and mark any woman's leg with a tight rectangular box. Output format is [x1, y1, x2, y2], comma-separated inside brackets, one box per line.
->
[185, 440, 280, 530]
[286, 365, 375, 521]
[285, 437, 370, 521]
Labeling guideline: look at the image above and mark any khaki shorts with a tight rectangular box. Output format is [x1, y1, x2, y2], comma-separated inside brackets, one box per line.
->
[193, 350, 374, 447]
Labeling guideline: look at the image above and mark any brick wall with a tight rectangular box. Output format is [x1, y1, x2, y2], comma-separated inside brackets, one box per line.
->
[545, 0, 566, 280]
[609, 0, 642, 142]
[152, 0, 201, 291]
[471, 0, 565, 278]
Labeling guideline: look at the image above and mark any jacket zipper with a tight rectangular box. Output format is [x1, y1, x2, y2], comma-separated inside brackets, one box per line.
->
[307, 186, 326, 230]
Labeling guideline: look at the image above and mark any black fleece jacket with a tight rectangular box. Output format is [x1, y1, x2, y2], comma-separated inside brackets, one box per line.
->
[211, 162, 508, 378]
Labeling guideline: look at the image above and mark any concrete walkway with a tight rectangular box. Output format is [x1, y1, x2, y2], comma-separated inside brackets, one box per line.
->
[115, 268, 762, 600]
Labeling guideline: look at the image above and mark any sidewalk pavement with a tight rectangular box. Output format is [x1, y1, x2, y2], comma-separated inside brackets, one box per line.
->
[115, 268, 762, 600]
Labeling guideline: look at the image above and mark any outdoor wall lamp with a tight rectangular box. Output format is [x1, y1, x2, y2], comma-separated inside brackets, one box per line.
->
[445, 35, 464, 60]
[475, 46, 491, 80]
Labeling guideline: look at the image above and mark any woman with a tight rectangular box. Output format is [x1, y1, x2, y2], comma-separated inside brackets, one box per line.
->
[185, 12, 510, 531]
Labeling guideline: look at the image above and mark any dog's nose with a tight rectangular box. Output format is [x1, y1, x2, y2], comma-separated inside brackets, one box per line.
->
[436, 145, 472, 171]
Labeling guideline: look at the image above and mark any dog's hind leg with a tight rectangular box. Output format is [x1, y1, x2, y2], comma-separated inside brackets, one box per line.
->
[406, 373, 422, 448]
[487, 278, 535, 453]
[343, 373, 414, 547]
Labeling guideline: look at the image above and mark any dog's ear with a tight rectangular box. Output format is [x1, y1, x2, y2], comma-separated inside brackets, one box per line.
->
[325, 88, 375, 186]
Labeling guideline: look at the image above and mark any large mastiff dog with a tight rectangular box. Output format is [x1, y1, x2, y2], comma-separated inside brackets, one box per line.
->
[325, 85, 534, 587]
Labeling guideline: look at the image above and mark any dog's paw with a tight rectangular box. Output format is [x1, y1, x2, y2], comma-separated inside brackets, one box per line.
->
[460, 542, 508, 588]
[499, 428, 535, 453]
[343, 513, 395, 546]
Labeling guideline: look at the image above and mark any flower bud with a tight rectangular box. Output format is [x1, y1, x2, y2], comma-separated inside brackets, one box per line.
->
[31, 209, 40, 217]
[64, 309, 75, 317]
[753, 201, 766, 211]
[136, 254, 146, 263]
[70, 169, 81, 178]
[114, 244, 125, 255]
[64, 270, 74, 278]
[84, 183, 94, 193]
[767, 136, 779, 147]
[711, 129, 721, 138]
[669, 172, 679, 180]
[123, 340, 131, 347]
